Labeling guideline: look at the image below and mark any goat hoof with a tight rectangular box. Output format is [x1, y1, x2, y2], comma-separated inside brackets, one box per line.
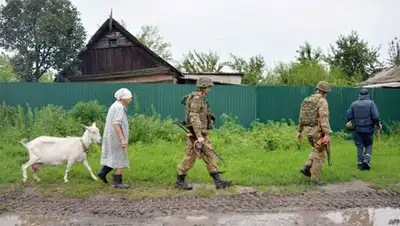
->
[64, 180, 68, 183]
[92, 177, 99, 181]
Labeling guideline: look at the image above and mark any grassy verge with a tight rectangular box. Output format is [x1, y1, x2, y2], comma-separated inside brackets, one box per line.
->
[1, 101, 399, 198]
[1, 135, 399, 198]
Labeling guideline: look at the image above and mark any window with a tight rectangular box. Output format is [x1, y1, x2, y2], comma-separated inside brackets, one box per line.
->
[109, 38, 117, 47]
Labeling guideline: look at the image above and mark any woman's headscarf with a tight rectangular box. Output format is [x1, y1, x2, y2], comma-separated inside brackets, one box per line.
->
[114, 88, 133, 100]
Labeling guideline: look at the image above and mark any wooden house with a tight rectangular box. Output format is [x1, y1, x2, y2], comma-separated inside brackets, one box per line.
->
[56, 15, 182, 83]
[362, 66, 400, 88]
[178, 72, 244, 85]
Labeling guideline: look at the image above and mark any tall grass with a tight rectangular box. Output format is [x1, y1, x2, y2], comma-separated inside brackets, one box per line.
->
[0, 100, 397, 146]
[0, 100, 399, 197]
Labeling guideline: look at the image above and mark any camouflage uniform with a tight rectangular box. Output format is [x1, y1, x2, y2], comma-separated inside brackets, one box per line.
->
[176, 77, 231, 190]
[298, 81, 332, 185]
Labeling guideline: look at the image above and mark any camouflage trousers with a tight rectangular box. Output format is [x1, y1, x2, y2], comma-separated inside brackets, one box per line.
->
[177, 135, 218, 175]
[305, 136, 326, 181]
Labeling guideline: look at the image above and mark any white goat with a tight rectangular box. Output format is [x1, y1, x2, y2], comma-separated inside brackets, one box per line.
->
[20, 122, 102, 183]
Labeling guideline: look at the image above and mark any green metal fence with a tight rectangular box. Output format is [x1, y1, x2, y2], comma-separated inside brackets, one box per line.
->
[0, 82, 399, 131]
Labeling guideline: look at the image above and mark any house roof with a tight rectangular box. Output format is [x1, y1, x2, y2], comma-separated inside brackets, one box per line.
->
[362, 66, 400, 85]
[60, 15, 182, 79]
[178, 77, 243, 85]
[182, 72, 244, 77]
[180, 72, 244, 85]
[362, 82, 400, 88]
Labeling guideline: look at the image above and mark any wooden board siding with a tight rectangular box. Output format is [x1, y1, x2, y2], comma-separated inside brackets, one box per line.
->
[72, 74, 175, 83]
[57, 17, 182, 83]
[93, 27, 133, 49]
[80, 44, 163, 75]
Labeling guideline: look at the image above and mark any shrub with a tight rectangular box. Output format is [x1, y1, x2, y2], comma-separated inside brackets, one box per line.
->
[69, 100, 106, 133]
[387, 122, 400, 135]
[0, 104, 84, 145]
[249, 119, 309, 151]
[0, 100, 398, 151]
[0, 101, 18, 128]
[0, 101, 184, 145]
[128, 113, 182, 144]
[216, 114, 246, 145]
[28, 105, 82, 139]
[69, 100, 106, 126]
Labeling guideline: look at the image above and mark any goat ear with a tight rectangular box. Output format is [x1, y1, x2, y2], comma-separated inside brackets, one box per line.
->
[83, 125, 89, 130]
[92, 122, 96, 127]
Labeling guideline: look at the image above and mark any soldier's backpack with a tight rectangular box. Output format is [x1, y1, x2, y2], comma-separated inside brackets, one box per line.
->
[181, 92, 198, 123]
[299, 95, 322, 127]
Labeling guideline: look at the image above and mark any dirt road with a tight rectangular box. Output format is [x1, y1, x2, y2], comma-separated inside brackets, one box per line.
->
[2, 207, 400, 226]
[1, 181, 400, 225]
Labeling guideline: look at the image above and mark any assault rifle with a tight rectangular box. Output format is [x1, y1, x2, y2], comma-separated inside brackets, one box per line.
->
[326, 141, 332, 166]
[316, 118, 332, 166]
[317, 138, 331, 166]
[173, 121, 225, 163]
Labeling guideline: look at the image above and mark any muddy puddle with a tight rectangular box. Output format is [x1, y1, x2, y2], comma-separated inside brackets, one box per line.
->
[1, 207, 400, 226]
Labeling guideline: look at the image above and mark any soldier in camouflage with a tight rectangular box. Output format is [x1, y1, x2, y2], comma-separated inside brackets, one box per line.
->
[297, 81, 332, 186]
[175, 77, 232, 190]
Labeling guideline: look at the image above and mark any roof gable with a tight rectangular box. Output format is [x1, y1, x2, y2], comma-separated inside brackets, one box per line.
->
[78, 17, 182, 77]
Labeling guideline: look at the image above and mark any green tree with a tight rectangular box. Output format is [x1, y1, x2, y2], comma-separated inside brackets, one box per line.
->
[261, 61, 292, 85]
[228, 54, 265, 85]
[262, 61, 327, 85]
[388, 37, 400, 67]
[39, 70, 55, 83]
[178, 50, 228, 73]
[0, 0, 86, 82]
[326, 30, 381, 79]
[296, 41, 323, 63]
[261, 61, 355, 87]
[136, 25, 173, 62]
[0, 52, 17, 82]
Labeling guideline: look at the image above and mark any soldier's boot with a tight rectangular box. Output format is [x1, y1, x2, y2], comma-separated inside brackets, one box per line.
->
[112, 174, 129, 189]
[362, 160, 371, 171]
[210, 172, 232, 189]
[175, 174, 193, 190]
[97, 165, 113, 184]
[310, 180, 325, 186]
[300, 164, 311, 177]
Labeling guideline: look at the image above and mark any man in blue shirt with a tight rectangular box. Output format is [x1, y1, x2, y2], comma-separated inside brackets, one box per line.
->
[346, 88, 382, 171]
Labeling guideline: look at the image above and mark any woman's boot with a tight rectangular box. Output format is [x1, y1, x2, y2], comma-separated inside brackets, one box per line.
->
[112, 173, 130, 189]
[97, 165, 113, 184]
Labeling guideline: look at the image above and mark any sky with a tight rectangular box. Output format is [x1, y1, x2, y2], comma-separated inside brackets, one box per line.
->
[2, 0, 400, 69]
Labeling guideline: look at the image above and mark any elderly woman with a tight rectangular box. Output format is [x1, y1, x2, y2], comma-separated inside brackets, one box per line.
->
[97, 88, 133, 189]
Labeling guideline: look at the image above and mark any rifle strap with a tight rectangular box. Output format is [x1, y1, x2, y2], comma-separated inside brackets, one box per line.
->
[191, 143, 211, 166]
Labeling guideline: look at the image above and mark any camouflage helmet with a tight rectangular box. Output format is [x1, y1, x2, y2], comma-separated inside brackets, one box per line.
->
[315, 81, 332, 93]
[196, 77, 214, 88]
